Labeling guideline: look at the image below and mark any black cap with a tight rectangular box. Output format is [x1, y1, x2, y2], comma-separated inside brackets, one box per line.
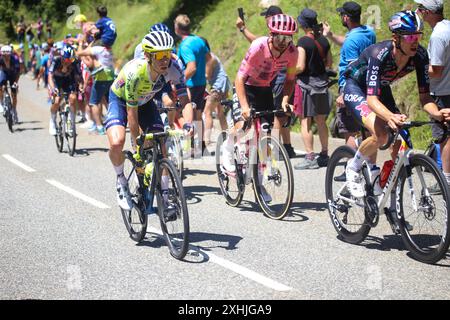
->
[337, 1, 362, 17]
[297, 8, 318, 29]
[260, 5, 283, 17]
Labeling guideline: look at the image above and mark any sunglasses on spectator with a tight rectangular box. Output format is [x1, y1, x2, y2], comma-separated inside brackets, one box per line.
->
[401, 33, 422, 43]
[152, 50, 171, 61]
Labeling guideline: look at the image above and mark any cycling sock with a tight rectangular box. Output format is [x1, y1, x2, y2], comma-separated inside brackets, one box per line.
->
[51, 112, 56, 122]
[114, 164, 126, 185]
[161, 175, 169, 190]
[444, 172, 450, 186]
[348, 150, 369, 172]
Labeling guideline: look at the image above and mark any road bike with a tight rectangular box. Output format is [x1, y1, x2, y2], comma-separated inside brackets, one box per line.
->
[325, 121, 450, 264]
[121, 129, 189, 260]
[1, 84, 15, 133]
[216, 103, 294, 220]
[54, 92, 76, 157]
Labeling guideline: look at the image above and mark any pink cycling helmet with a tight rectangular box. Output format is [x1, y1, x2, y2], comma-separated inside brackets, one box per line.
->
[267, 14, 298, 35]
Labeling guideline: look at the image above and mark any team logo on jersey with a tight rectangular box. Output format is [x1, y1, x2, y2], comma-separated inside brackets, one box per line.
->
[355, 102, 372, 118]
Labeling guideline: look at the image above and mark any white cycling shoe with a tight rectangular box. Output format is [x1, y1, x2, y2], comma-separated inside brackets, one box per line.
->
[49, 119, 57, 135]
[346, 166, 365, 198]
[116, 182, 133, 211]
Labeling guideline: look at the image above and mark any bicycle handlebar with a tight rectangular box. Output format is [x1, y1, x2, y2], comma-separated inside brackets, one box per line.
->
[379, 121, 440, 150]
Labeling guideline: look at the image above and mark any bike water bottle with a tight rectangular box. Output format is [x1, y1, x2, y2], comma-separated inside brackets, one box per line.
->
[369, 166, 382, 195]
[435, 143, 442, 170]
[144, 162, 154, 187]
[380, 160, 394, 188]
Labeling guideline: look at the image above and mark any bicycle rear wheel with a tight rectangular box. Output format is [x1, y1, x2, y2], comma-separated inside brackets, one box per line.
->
[156, 159, 189, 260]
[215, 131, 244, 207]
[397, 153, 450, 264]
[325, 146, 371, 244]
[121, 151, 148, 242]
[252, 135, 293, 220]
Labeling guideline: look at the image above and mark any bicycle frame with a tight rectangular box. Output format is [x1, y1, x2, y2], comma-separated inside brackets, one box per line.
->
[335, 130, 425, 216]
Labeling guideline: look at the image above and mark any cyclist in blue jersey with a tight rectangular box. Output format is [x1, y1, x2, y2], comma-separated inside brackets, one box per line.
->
[0, 45, 21, 123]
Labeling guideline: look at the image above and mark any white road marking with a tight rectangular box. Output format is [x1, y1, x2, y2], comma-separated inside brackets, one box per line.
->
[148, 226, 292, 292]
[2, 154, 36, 172]
[45, 179, 110, 209]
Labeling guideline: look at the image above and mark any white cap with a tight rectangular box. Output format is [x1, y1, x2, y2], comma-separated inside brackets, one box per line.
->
[414, 0, 444, 13]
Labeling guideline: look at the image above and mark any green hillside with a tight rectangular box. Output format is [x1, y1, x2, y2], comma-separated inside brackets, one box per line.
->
[4, 0, 450, 148]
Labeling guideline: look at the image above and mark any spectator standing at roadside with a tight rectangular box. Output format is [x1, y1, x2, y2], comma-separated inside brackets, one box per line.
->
[174, 14, 211, 156]
[16, 17, 26, 45]
[294, 9, 333, 170]
[322, 1, 376, 150]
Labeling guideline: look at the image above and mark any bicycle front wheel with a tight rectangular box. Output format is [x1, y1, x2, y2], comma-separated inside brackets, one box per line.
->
[55, 113, 64, 152]
[156, 159, 189, 260]
[252, 135, 294, 220]
[325, 146, 371, 244]
[5, 99, 13, 133]
[64, 113, 76, 157]
[397, 153, 450, 264]
[167, 134, 184, 179]
[121, 151, 148, 242]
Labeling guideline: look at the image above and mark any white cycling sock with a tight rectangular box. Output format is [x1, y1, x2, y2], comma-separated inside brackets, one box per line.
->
[444, 172, 450, 187]
[51, 112, 56, 122]
[114, 164, 127, 185]
[161, 175, 169, 191]
[348, 150, 369, 173]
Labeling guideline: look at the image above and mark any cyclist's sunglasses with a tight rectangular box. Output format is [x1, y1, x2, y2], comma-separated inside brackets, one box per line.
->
[64, 57, 75, 63]
[271, 33, 293, 43]
[151, 50, 171, 61]
[401, 33, 422, 43]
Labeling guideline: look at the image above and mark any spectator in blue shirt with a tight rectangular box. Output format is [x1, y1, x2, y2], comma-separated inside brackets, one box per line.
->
[174, 14, 211, 156]
[95, 5, 117, 48]
[323, 1, 376, 150]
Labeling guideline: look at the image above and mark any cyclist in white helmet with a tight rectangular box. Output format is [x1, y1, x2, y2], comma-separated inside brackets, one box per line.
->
[106, 31, 194, 210]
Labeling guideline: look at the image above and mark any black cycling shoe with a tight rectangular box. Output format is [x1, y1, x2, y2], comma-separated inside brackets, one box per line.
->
[163, 204, 178, 222]
[334, 171, 347, 182]
[317, 152, 329, 167]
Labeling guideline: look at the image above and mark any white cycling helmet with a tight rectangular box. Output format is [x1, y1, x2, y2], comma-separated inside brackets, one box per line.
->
[1, 45, 12, 55]
[141, 31, 174, 53]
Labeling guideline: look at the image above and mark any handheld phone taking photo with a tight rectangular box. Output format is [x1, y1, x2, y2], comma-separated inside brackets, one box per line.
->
[238, 8, 245, 22]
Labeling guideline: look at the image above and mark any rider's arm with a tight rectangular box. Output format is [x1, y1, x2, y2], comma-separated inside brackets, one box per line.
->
[178, 94, 194, 125]
[127, 107, 140, 150]
[421, 93, 444, 121]
[235, 73, 250, 111]
[281, 47, 299, 108]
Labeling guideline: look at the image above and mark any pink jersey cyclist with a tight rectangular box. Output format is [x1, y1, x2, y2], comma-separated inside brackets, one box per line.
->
[238, 36, 298, 87]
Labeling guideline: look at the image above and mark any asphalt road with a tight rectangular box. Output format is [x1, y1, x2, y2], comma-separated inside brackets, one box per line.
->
[0, 76, 449, 300]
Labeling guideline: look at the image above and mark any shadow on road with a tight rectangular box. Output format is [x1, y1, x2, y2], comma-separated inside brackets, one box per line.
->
[136, 230, 243, 264]
[13, 127, 44, 132]
[74, 147, 109, 156]
[184, 184, 221, 205]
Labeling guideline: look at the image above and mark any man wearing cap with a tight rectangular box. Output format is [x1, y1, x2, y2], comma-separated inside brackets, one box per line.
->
[416, 0, 450, 189]
[235, 5, 297, 157]
[322, 2, 376, 152]
[295, 8, 333, 170]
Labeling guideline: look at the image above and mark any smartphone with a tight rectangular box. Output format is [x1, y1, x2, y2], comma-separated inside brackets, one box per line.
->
[238, 8, 245, 22]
